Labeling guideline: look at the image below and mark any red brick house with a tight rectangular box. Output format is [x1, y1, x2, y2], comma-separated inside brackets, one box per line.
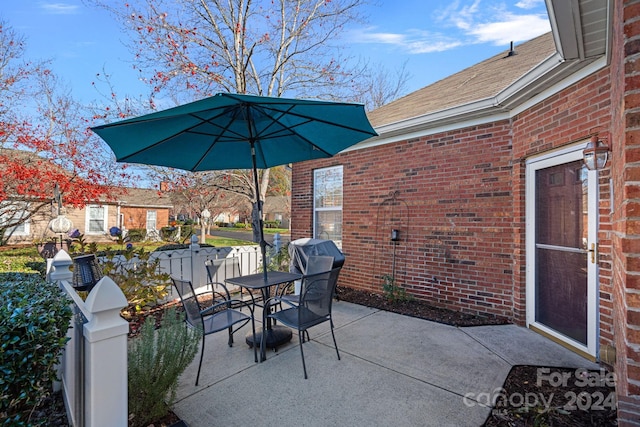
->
[291, 1, 640, 422]
[117, 187, 172, 236]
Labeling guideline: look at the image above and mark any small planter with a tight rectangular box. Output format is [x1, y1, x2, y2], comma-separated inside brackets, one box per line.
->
[36, 241, 70, 259]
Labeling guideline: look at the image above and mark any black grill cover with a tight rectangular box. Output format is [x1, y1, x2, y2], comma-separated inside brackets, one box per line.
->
[289, 238, 345, 274]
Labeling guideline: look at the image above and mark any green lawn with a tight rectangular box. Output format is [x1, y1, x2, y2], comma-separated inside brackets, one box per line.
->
[212, 226, 290, 235]
[0, 246, 44, 274]
[203, 235, 255, 246]
[0, 235, 256, 274]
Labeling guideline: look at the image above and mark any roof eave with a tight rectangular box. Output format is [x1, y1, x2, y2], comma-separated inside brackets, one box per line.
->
[365, 53, 566, 141]
[354, 52, 606, 150]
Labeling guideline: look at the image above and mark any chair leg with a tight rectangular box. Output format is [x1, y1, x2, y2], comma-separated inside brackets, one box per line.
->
[330, 319, 340, 360]
[195, 334, 205, 386]
[251, 318, 258, 363]
[228, 326, 233, 347]
[259, 324, 266, 362]
[298, 329, 308, 379]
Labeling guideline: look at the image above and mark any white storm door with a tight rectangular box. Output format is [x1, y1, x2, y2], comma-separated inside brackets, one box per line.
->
[526, 144, 599, 359]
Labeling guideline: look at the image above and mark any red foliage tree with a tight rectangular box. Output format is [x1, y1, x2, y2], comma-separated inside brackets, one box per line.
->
[0, 21, 132, 245]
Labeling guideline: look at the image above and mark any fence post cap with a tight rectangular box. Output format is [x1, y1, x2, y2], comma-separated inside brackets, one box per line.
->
[48, 249, 73, 282]
[52, 248, 72, 263]
[85, 276, 127, 313]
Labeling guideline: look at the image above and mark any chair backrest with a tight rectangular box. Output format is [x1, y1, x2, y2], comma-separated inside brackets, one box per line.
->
[172, 277, 204, 330]
[299, 268, 339, 318]
[206, 257, 241, 283]
[305, 255, 334, 275]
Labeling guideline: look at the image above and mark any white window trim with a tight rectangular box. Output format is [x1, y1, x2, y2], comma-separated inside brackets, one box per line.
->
[85, 205, 109, 235]
[313, 165, 343, 244]
[146, 210, 157, 231]
[1, 202, 31, 236]
[11, 219, 30, 236]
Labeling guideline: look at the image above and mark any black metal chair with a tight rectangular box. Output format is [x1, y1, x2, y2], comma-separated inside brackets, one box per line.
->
[278, 255, 334, 305]
[172, 276, 257, 386]
[263, 267, 342, 379]
[205, 257, 250, 305]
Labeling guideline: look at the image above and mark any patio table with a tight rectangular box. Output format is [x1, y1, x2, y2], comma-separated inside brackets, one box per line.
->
[225, 271, 302, 361]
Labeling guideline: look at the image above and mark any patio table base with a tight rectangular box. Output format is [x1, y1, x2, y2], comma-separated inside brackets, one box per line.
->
[246, 325, 292, 349]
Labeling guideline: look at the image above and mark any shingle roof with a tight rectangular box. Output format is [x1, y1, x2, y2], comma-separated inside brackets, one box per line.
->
[117, 187, 173, 208]
[367, 33, 556, 128]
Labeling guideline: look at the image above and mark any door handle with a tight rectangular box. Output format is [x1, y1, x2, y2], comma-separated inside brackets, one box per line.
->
[588, 243, 598, 264]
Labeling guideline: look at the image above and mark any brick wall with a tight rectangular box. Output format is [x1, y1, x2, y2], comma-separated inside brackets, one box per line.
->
[614, 0, 640, 425]
[510, 65, 614, 342]
[294, 120, 517, 319]
[292, 39, 612, 327]
[121, 207, 169, 230]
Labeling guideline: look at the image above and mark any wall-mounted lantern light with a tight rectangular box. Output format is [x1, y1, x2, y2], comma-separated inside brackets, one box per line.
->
[391, 229, 400, 242]
[583, 135, 610, 171]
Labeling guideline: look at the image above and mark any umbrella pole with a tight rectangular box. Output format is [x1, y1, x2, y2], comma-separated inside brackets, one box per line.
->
[251, 142, 269, 283]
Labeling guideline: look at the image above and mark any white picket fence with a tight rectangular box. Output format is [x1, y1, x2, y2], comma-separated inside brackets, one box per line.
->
[49, 251, 129, 427]
[51, 239, 265, 426]
[150, 241, 262, 290]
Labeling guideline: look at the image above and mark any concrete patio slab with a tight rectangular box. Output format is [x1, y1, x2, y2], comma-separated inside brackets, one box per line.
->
[172, 301, 600, 427]
[461, 324, 600, 368]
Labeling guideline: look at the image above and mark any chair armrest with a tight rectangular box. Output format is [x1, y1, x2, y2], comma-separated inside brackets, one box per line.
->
[206, 280, 233, 300]
[263, 295, 297, 312]
[276, 281, 295, 297]
[200, 297, 255, 315]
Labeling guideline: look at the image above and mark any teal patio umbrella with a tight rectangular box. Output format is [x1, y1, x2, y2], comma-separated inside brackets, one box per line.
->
[91, 93, 377, 280]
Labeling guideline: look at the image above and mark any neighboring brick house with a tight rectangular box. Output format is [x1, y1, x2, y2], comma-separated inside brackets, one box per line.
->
[292, 1, 640, 422]
[5, 187, 172, 245]
[264, 195, 290, 228]
[117, 187, 172, 236]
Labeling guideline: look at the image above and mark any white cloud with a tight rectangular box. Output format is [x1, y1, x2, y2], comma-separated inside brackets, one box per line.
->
[40, 2, 80, 15]
[516, 0, 545, 10]
[347, 1, 550, 56]
[468, 12, 551, 44]
[436, 1, 550, 46]
[348, 27, 462, 54]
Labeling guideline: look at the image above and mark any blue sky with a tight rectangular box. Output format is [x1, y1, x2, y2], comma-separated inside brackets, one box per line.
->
[2, 0, 551, 104]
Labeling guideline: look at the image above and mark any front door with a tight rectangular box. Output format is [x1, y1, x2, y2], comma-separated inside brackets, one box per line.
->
[526, 144, 599, 359]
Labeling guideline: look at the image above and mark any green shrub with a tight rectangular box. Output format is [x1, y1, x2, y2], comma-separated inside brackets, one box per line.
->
[266, 243, 290, 272]
[178, 225, 195, 243]
[0, 273, 72, 426]
[98, 247, 172, 313]
[160, 226, 179, 242]
[128, 308, 200, 427]
[381, 274, 412, 302]
[153, 243, 214, 252]
[233, 222, 248, 229]
[127, 228, 147, 243]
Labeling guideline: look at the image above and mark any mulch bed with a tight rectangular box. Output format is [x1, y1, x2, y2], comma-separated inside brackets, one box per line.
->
[483, 365, 617, 426]
[335, 286, 511, 326]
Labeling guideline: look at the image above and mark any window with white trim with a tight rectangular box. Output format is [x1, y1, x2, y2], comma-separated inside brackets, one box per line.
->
[313, 166, 343, 245]
[146, 210, 157, 230]
[1, 202, 30, 237]
[10, 221, 29, 236]
[86, 205, 108, 235]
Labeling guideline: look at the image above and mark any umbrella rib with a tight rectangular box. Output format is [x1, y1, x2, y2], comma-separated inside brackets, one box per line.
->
[223, 93, 376, 136]
[115, 117, 211, 164]
[189, 109, 245, 171]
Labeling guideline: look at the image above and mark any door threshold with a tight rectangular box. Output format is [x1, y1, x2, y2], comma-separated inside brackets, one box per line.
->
[529, 324, 596, 362]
